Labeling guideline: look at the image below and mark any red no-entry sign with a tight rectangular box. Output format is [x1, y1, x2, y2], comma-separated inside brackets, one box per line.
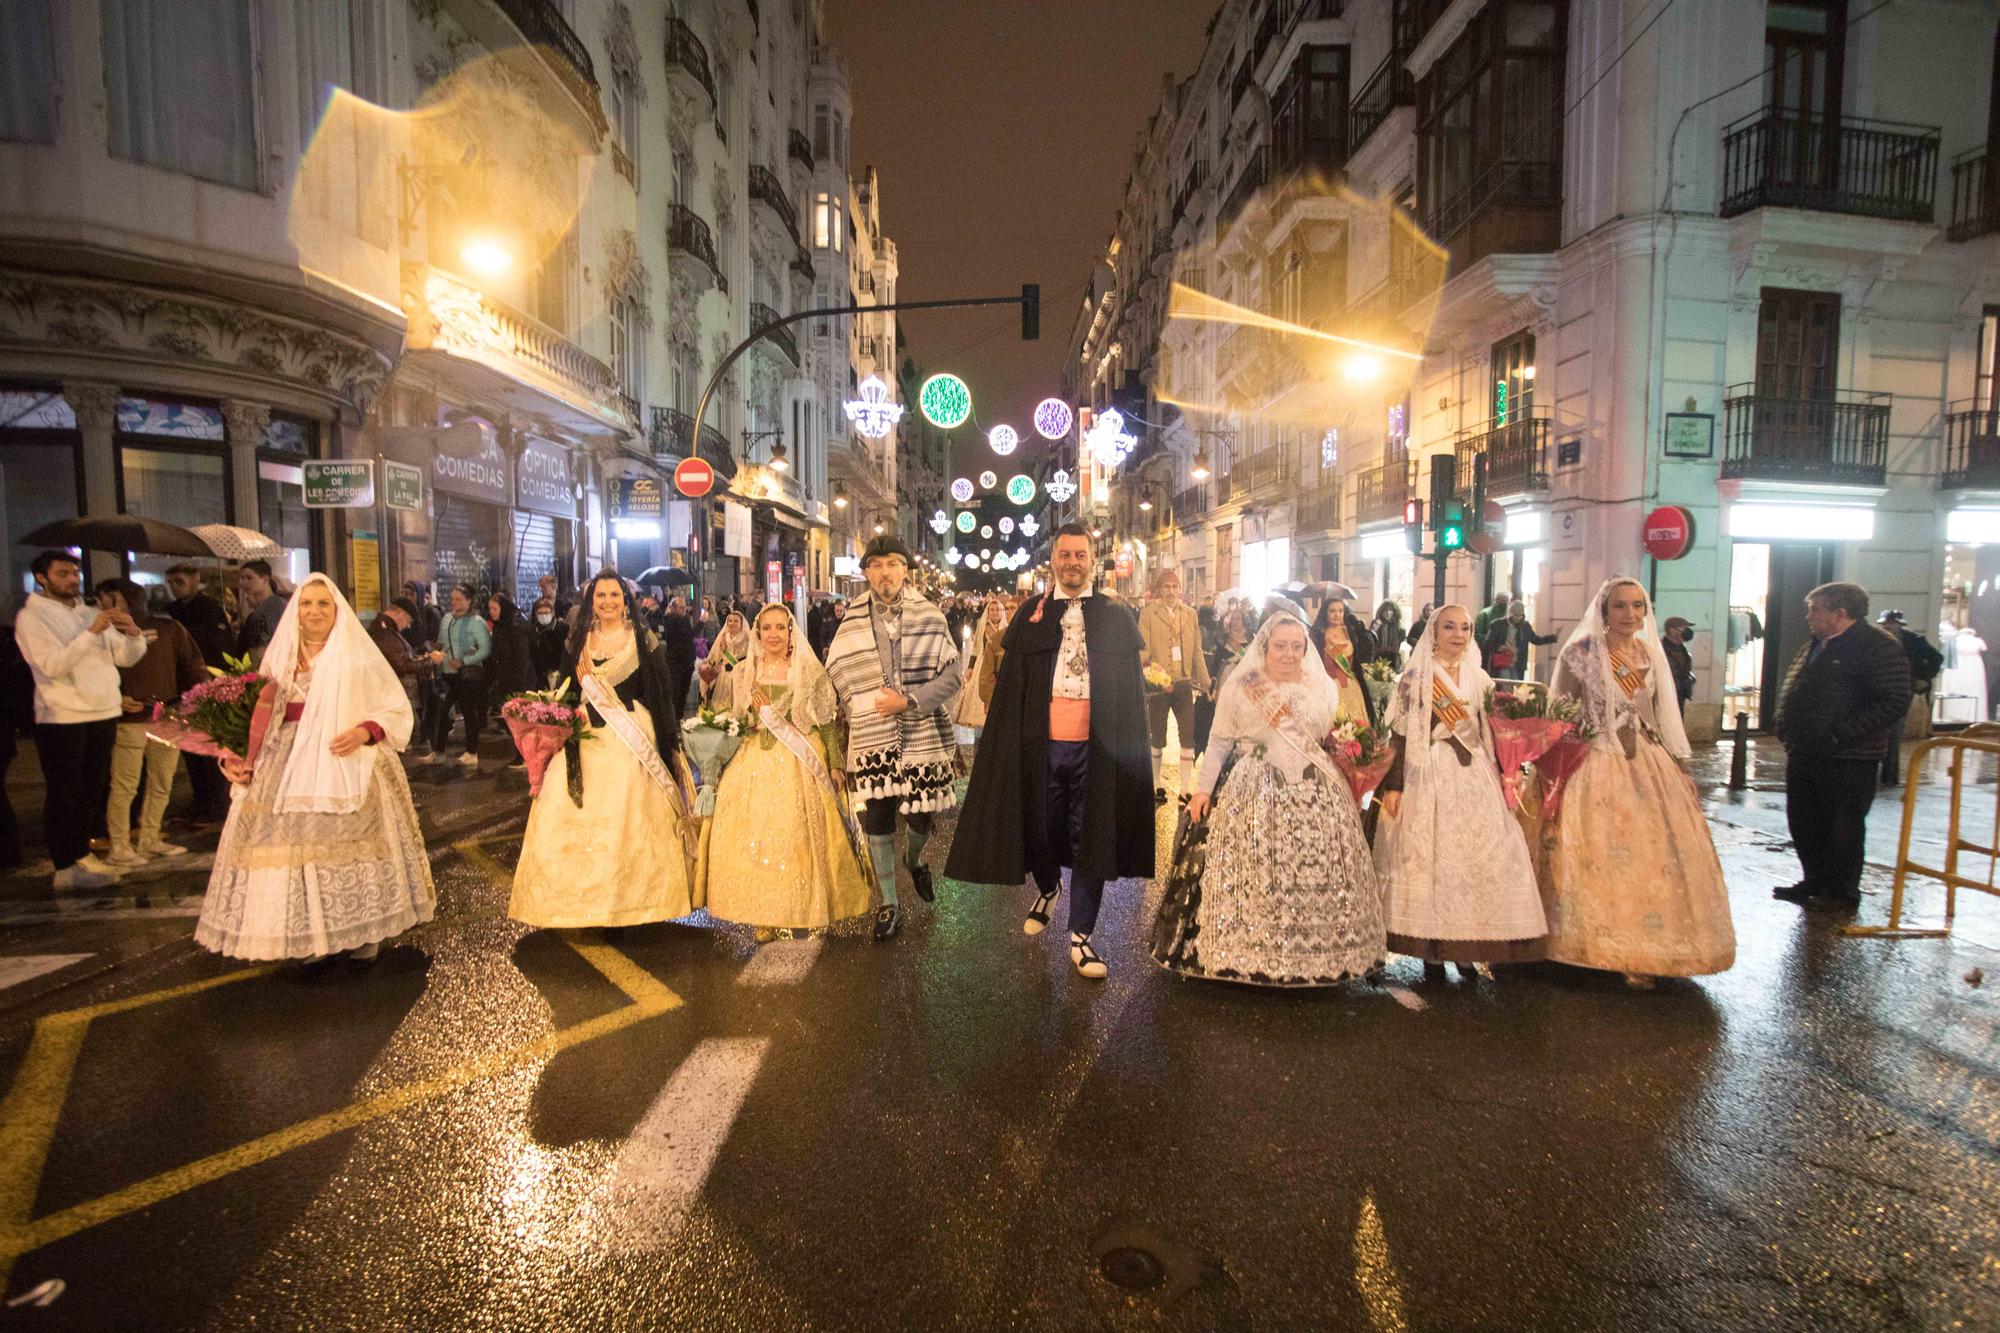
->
[1643, 505, 1695, 561]
[674, 457, 715, 498]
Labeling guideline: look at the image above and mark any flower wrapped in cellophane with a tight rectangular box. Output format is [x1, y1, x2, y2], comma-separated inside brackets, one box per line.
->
[1325, 714, 1394, 806]
[149, 652, 267, 761]
[500, 678, 589, 798]
[680, 705, 750, 816]
[1483, 682, 1581, 809]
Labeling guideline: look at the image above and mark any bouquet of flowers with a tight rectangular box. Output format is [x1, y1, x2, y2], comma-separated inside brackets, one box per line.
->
[499, 679, 589, 798]
[1142, 662, 1174, 692]
[1531, 729, 1597, 824]
[149, 653, 268, 762]
[1361, 657, 1398, 712]
[1483, 683, 1581, 809]
[1325, 714, 1395, 805]
[681, 705, 751, 816]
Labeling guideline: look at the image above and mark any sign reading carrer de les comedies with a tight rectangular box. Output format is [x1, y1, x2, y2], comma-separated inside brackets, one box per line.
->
[302, 460, 375, 508]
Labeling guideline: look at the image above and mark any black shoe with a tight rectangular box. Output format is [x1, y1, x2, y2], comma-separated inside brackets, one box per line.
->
[873, 903, 902, 940]
[1772, 882, 1817, 904]
[1154, 787, 1169, 806]
[911, 864, 935, 903]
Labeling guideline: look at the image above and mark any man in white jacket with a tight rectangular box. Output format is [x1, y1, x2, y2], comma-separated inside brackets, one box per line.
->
[16, 550, 147, 889]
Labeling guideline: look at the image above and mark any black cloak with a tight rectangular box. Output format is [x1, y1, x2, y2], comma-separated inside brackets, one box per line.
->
[946, 592, 1156, 887]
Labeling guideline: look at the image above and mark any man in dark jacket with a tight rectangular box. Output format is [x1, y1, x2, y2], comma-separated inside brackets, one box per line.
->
[164, 563, 232, 822]
[1773, 581, 1912, 914]
[656, 596, 697, 722]
[370, 598, 429, 684]
[1877, 610, 1943, 787]
[1662, 616, 1696, 713]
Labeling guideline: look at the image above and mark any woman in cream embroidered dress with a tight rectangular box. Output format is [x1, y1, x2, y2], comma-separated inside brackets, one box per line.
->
[1373, 604, 1546, 980]
[196, 575, 434, 962]
[701, 604, 872, 936]
[1533, 578, 1735, 986]
[1155, 608, 1385, 986]
[511, 572, 697, 928]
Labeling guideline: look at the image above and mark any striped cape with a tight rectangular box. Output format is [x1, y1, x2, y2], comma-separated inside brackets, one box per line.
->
[825, 592, 959, 812]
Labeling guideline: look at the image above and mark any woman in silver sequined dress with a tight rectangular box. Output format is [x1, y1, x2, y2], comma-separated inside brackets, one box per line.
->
[1153, 608, 1386, 987]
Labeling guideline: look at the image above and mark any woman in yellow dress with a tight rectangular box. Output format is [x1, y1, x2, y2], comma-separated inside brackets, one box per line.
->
[701, 603, 872, 937]
[1537, 577, 1735, 987]
[511, 572, 698, 929]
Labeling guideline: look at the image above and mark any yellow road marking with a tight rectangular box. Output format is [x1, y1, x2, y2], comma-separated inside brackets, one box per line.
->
[1353, 1190, 1408, 1331]
[0, 857, 678, 1283]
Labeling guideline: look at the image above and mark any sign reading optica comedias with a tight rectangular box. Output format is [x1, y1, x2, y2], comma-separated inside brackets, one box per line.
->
[1643, 504, 1696, 560]
[383, 461, 425, 512]
[516, 439, 577, 517]
[610, 476, 665, 521]
[674, 456, 716, 498]
[302, 460, 374, 508]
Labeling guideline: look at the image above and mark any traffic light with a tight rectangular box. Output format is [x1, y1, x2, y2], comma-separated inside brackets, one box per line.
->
[1020, 284, 1040, 341]
[1438, 498, 1468, 551]
[1403, 498, 1424, 554]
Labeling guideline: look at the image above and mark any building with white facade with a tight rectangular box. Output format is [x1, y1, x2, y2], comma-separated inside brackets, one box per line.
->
[1076, 0, 2000, 739]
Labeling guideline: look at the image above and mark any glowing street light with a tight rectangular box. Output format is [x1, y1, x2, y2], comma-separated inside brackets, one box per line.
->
[460, 237, 513, 276]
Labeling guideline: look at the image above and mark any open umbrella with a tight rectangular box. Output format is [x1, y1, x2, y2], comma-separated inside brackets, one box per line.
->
[635, 566, 696, 589]
[189, 524, 285, 562]
[21, 514, 212, 557]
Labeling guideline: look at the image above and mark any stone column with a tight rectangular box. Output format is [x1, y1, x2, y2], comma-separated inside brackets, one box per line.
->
[221, 401, 269, 539]
[62, 382, 121, 582]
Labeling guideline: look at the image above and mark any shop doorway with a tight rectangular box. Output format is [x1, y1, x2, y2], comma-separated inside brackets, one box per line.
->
[1724, 540, 1834, 729]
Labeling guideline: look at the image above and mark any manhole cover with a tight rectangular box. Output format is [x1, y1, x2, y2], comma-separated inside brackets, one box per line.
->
[1099, 1246, 1166, 1291]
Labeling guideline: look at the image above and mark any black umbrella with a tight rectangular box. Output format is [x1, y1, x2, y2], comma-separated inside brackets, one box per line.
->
[21, 513, 213, 557]
[635, 566, 696, 589]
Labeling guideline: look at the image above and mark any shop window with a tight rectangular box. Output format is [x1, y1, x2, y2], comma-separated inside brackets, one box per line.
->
[0, 438, 82, 600]
[260, 413, 314, 455]
[116, 397, 224, 440]
[103, 0, 261, 191]
[0, 388, 75, 430]
[256, 459, 312, 572]
[120, 445, 229, 569]
[2, 0, 55, 144]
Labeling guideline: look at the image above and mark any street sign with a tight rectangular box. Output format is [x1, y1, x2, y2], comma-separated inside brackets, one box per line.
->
[611, 476, 666, 521]
[674, 456, 715, 498]
[383, 461, 425, 512]
[302, 460, 374, 508]
[1644, 505, 1696, 560]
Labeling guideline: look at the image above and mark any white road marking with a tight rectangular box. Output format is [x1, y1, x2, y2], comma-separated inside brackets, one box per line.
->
[0, 954, 94, 990]
[583, 1036, 771, 1252]
[1386, 985, 1429, 1013]
[738, 936, 824, 986]
[0, 904, 202, 923]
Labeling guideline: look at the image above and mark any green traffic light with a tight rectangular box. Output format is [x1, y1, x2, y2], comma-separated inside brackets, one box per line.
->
[1440, 524, 1465, 550]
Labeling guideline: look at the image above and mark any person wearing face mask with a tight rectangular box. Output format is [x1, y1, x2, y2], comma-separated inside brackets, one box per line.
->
[529, 598, 568, 686]
[1532, 579, 1734, 989]
[1374, 604, 1546, 984]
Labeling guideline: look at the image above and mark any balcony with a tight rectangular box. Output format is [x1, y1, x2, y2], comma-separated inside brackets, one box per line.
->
[667, 204, 724, 290]
[437, 0, 604, 138]
[1355, 459, 1411, 526]
[749, 164, 800, 241]
[790, 244, 816, 283]
[1219, 149, 1269, 231]
[1721, 385, 1889, 486]
[1949, 148, 2000, 242]
[1719, 112, 1940, 224]
[1173, 483, 1209, 523]
[647, 406, 737, 479]
[750, 302, 799, 366]
[1940, 401, 2000, 488]
[1233, 448, 1290, 497]
[665, 18, 716, 108]
[1295, 478, 1343, 533]
[789, 128, 815, 172]
[1348, 48, 1413, 159]
[1453, 413, 1551, 500]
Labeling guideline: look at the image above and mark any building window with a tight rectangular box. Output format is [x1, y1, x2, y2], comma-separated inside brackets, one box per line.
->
[672, 152, 692, 206]
[531, 228, 576, 334]
[103, 0, 262, 191]
[1, 0, 55, 144]
[1416, 0, 1565, 247]
[832, 110, 846, 167]
[674, 346, 698, 412]
[814, 105, 830, 160]
[1491, 330, 1536, 423]
[833, 197, 844, 252]
[1273, 46, 1350, 175]
[611, 297, 643, 401]
[612, 74, 641, 185]
[814, 191, 832, 248]
[715, 62, 731, 142]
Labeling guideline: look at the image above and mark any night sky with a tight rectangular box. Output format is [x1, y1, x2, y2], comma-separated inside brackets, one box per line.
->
[825, 0, 1214, 474]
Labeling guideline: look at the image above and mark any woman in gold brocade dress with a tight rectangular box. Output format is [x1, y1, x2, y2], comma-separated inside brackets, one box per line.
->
[701, 604, 872, 937]
[1534, 578, 1735, 987]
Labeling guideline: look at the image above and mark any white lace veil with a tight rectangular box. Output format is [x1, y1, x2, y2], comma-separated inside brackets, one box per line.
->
[1211, 606, 1343, 782]
[720, 602, 837, 734]
[1384, 603, 1490, 775]
[1558, 577, 1692, 761]
[704, 608, 751, 670]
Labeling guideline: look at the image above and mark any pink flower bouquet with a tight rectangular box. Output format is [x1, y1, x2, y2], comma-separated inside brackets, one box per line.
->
[150, 653, 267, 761]
[1485, 685, 1580, 809]
[1532, 733, 1595, 824]
[500, 680, 588, 797]
[1325, 717, 1394, 805]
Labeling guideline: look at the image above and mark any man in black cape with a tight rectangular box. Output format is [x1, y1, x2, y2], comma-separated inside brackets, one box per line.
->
[945, 524, 1155, 980]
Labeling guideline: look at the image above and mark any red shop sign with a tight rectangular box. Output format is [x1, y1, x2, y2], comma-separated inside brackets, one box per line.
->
[674, 456, 715, 498]
[1643, 505, 1695, 561]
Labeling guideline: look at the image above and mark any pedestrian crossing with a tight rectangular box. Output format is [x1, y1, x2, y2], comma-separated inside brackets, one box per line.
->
[0, 957, 91, 992]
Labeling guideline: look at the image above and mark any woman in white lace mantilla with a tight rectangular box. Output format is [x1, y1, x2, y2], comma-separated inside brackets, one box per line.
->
[195, 575, 434, 963]
[1531, 578, 1735, 987]
[510, 572, 698, 929]
[1152, 607, 1386, 987]
[1373, 604, 1546, 980]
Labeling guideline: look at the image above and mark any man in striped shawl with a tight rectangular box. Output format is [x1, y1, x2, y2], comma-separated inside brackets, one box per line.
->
[826, 535, 962, 940]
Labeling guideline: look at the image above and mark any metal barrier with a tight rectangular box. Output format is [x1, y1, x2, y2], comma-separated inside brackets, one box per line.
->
[1843, 723, 2000, 938]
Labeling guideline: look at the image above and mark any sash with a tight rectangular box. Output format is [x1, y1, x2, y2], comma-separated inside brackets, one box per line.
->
[1239, 672, 1342, 786]
[757, 701, 873, 882]
[581, 672, 697, 864]
[1610, 648, 1648, 699]
[1430, 675, 1469, 727]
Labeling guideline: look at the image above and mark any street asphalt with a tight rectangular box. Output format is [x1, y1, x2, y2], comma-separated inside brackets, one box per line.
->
[0, 735, 1994, 1330]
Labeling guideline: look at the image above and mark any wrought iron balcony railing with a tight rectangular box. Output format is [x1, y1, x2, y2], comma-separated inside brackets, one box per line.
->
[1949, 147, 2000, 242]
[648, 405, 736, 477]
[1173, 484, 1208, 522]
[1295, 478, 1343, 533]
[748, 164, 799, 240]
[1719, 111, 1939, 223]
[1941, 401, 2000, 488]
[1722, 384, 1889, 485]
[1220, 148, 1268, 229]
[494, 0, 598, 96]
[789, 128, 815, 171]
[1347, 47, 1413, 160]
[1354, 459, 1411, 526]
[1454, 412, 1551, 500]
[750, 302, 799, 366]
[667, 204, 724, 290]
[790, 243, 816, 283]
[665, 18, 716, 108]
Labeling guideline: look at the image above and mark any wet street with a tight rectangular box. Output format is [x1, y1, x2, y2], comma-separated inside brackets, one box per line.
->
[0, 744, 1996, 1331]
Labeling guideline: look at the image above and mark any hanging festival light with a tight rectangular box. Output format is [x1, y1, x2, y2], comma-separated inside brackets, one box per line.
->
[980, 525, 994, 539]
[918, 373, 972, 429]
[988, 424, 1019, 456]
[843, 375, 905, 439]
[955, 510, 977, 534]
[929, 509, 949, 535]
[1045, 469, 1077, 504]
[1019, 513, 1040, 537]
[1033, 398, 1074, 440]
[1084, 406, 1137, 468]
[945, 547, 962, 565]
[1006, 474, 1037, 506]
[949, 477, 975, 503]
[978, 469, 997, 490]
[999, 517, 1015, 535]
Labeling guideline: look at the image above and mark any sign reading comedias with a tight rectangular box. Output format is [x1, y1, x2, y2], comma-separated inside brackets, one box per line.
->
[1643, 505, 1696, 561]
[673, 456, 715, 498]
[302, 460, 374, 508]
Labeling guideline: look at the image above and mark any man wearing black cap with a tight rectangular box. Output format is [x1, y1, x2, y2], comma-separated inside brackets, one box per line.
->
[1661, 616, 1695, 714]
[823, 534, 962, 939]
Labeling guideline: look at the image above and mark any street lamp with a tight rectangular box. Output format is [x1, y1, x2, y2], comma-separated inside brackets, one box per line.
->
[1190, 447, 1210, 482]
[833, 486, 849, 510]
[460, 237, 513, 277]
[768, 442, 790, 473]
